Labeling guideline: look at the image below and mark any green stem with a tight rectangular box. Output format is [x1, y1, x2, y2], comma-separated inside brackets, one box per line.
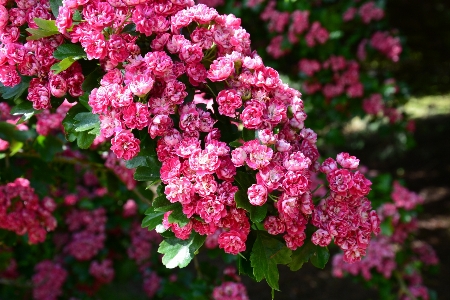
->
[395, 271, 418, 300]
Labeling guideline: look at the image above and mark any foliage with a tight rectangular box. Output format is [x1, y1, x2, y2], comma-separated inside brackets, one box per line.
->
[0, 0, 437, 299]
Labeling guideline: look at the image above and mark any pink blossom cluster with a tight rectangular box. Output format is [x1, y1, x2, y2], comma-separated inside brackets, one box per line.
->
[362, 93, 404, 124]
[89, 259, 115, 284]
[251, 1, 328, 57]
[332, 236, 396, 280]
[128, 222, 163, 297]
[64, 208, 107, 261]
[0, 0, 84, 109]
[32, 260, 68, 300]
[370, 31, 403, 62]
[35, 100, 76, 136]
[391, 180, 424, 210]
[212, 267, 249, 300]
[127, 221, 162, 265]
[0, 178, 57, 244]
[332, 181, 437, 298]
[302, 56, 364, 99]
[343, 1, 384, 24]
[142, 270, 162, 298]
[57, 1, 380, 257]
[311, 153, 380, 263]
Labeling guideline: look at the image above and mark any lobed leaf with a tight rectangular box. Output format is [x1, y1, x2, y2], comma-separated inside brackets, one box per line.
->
[288, 240, 329, 271]
[158, 233, 206, 269]
[141, 207, 165, 231]
[54, 44, 87, 60]
[250, 231, 292, 290]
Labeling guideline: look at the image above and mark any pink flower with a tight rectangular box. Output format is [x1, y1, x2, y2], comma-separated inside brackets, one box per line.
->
[111, 130, 140, 160]
[264, 216, 285, 235]
[240, 100, 265, 129]
[247, 184, 267, 206]
[196, 196, 227, 224]
[245, 141, 273, 170]
[336, 152, 359, 169]
[189, 148, 220, 175]
[216, 89, 242, 117]
[218, 230, 246, 255]
[326, 169, 354, 195]
[298, 59, 321, 76]
[312, 229, 332, 247]
[207, 56, 234, 81]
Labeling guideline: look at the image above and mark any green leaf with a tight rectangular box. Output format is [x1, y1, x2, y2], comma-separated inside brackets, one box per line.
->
[49, 0, 63, 17]
[78, 93, 91, 111]
[380, 219, 394, 236]
[76, 130, 96, 149]
[250, 231, 292, 290]
[34, 18, 58, 31]
[122, 23, 138, 35]
[54, 44, 86, 60]
[73, 10, 82, 22]
[153, 195, 178, 212]
[310, 246, 329, 269]
[26, 28, 59, 40]
[229, 140, 242, 148]
[158, 233, 206, 268]
[50, 57, 77, 74]
[0, 77, 31, 100]
[82, 68, 103, 93]
[9, 141, 23, 156]
[288, 240, 329, 271]
[141, 207, 165, 231]
[234, 170, 254, 191]
[134, 165, 161, 181]
[10, 101, 36, 115]
[34, 135, 63, 162]
[234, 190, 267, 223]
[238, 254, 256, 280]
[242, 127, 255, 141]
[73, 112, 100, 132]
[62, 103, 86, 136]
[168, 204, 189, 227]
[125, 156, 148, 169]
[0, 122, 34, 142]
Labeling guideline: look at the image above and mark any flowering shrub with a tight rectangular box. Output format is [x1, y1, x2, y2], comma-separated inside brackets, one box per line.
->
[0, 0, 429, 299]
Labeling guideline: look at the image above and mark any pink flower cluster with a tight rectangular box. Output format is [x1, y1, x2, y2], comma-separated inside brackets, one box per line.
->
[370, 31, 402, 62]
[332, 181, 437, 298]
[127, 222, 162, 266]
[212, 267, 249, 300]
[254, 1, 328, 57]
[362, 92, 404, 124]
[35, 100, 76, 136]
[0, 178, 57, 244]
[0, 0, 84, 109]
[343, 1, 384, 24]
[302, 56, 364, 99]
[0, 102, 30, 151]
[64, 208, 107, 261]
[89, 259, 115, 284]
[32, 260, 68, 300]
[391, 180, 424, 210]
[311, 153, 380, 263]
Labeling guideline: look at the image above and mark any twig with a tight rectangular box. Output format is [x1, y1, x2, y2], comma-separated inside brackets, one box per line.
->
[132, 188, 151, 205]
[0, 278, 32, 288]
[193, 255, 203, 280]
[395, 271, 418, 300]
